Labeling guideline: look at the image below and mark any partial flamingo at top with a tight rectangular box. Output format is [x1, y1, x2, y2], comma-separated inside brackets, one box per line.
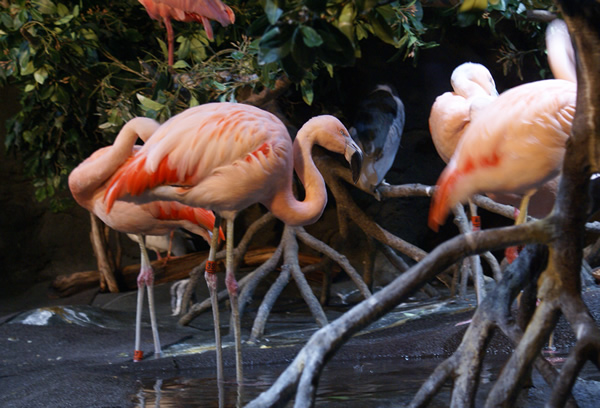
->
[138, 0, 235, 65]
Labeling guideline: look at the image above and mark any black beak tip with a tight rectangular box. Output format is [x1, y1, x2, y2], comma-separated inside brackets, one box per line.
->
[351, 151, 363, 184]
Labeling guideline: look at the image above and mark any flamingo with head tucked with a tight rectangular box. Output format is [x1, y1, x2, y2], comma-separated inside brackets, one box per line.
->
[102, 102, 363, 384]
[429, 62, 499, 164]
[428, 20, 577, 232]
[68, 117, 221, 362]
[138, 0, 235, 66]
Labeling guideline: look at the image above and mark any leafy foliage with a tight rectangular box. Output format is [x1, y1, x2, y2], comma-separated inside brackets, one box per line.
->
[0, 0, 556, 208]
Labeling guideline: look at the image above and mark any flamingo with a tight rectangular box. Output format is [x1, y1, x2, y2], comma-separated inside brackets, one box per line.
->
[68, 117, 221, 362]
[350, 84, 405, 200]
[428, 20, 577, 232]
[102, 102, 363, 384]
[429, 62, 499, 164]
[138, 0, 235, 66]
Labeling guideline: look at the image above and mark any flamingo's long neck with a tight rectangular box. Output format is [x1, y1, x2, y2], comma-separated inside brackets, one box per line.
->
[68, 118, 159, 206]
[546, 19, 577, 83]
[268, 125, 328, 227]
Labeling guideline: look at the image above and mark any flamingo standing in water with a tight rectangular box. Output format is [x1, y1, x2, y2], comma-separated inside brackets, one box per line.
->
[103, 102, 363, 384]
[428, 19, 577, 231]
[138, 0, 235, 66]
[69, 117, 221, 362]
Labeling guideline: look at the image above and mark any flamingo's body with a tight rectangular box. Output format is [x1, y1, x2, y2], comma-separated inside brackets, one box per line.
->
[104, 102, 363, 384]
[350, 84, 405, 199]
[69, 117, 219, 361]
[138, 0, 235, 65]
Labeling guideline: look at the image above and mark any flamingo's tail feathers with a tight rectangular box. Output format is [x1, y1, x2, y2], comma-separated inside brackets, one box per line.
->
[105, 154, 181, 213]
[428, 170, 458, 232]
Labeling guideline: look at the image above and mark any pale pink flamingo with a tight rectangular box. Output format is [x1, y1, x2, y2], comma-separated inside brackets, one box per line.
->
[68, 117, 221, 362]
[429, 62, 499, 164]
[428, 20, 577, 232]
[429, 63, 559, 224]
[138, 0, 235, 66]
[102, 102, 363, 384]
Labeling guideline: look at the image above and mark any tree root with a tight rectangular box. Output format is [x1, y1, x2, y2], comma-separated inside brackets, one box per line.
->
[178, 213, 372, 340]
[247, 221, 550, 408]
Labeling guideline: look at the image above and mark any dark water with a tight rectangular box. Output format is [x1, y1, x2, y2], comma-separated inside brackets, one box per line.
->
[132, 357, 455, 407]
[132, 351, 600, 407]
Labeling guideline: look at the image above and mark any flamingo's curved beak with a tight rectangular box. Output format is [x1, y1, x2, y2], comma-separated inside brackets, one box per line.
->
[344, 139, 363, 184]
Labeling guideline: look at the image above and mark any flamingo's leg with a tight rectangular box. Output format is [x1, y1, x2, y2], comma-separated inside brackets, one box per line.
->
[136, 234, 162, 360]
[205, 216, 224, 383]
[225, 217, 243, 384]
[162, 17, 175, 66]
[134, 270, 145, 362]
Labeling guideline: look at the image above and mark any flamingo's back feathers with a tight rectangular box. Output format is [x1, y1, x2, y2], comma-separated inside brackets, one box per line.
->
[104, 103, 293, 215]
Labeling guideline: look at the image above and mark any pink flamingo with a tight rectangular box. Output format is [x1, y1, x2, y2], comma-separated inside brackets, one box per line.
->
[429, 62, 499, 164]
[103, 102, 363, 384]
[138, 0, 235, 66]
[69, 117, 221, 362]
[429, 62, 559, 225]
[428, 20, 577, 232]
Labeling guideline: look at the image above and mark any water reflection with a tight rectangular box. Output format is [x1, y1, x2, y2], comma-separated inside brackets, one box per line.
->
[132, 354, 600, 407]
[132, 358, 455, 407]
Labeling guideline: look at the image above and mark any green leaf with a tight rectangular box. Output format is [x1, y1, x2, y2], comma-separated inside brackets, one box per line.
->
[291, 27, 315, 70]
[300, 26, 323, 48]
[24, 84, 36, 92]
[56, 3, 69, 17]
[258, 26, 292, 65]
[172, 60, 190, 69]
[21, 61, 35, 76]
[32, 0, 57, 15]
[55, 14, 74, 25]
[368, 10, 396, 45]
[137, 94, 165, 111]
[337, 3, 356, 41]
[300, 80, 314, 105]
[34, 67, 48, 84]
[0, 13, 13, 30]
[356, 0, 379, 12]
[157, 37, 168, 60]
[264, 0, 283, 25]
[314, 20, 355, 66]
